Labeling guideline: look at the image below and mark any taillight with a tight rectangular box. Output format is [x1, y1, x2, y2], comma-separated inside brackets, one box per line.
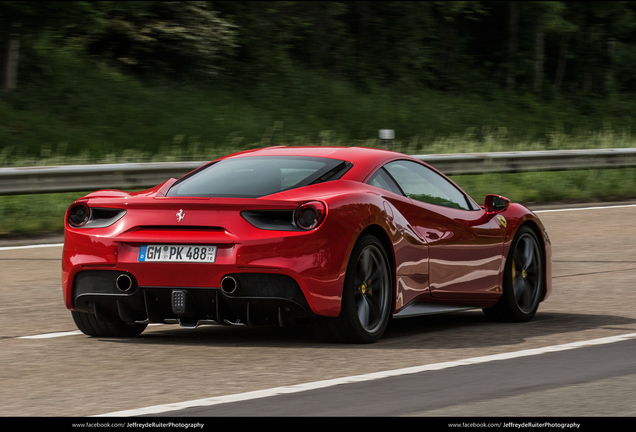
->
[66, 203, 126, 228]
[294, 201, 326, 230]
[68, 203, 90, 227]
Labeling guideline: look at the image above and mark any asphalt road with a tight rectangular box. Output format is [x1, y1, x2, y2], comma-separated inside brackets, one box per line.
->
[1, 202, 636, 419]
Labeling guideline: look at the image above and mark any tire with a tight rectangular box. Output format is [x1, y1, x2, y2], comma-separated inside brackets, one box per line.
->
[72, 310, 147, 337]
[313, 234, 393, 343]
[483, 225, 544, 322]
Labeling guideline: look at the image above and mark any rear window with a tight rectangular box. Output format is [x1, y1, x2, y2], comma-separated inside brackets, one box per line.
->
[167, 156, 350, 198]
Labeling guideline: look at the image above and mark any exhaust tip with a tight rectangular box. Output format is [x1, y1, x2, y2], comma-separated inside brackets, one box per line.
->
[221, 275, 239, 294]
[115, 273, 134, 292]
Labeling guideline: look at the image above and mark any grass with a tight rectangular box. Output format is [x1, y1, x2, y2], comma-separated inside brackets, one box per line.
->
[2, 109, 636, 236]
[1, 122, 635, 167]
[3, 43, 636, 165]
[452, 168, 636, 206]
[1, 44, 636, 236]
[0, 192, 84, 236]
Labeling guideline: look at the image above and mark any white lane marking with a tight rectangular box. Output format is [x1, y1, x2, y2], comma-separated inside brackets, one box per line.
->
[534, 203, 636, 213]
[95, 332, 636, 417]
[18, 330, 83, 339]
[0, 243, 63, 251]
[15, 324, 166, 340]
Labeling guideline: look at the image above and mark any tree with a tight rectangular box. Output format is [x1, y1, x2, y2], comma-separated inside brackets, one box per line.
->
[529, 2, 572, 94]
[0, 1, 37, 92]
[84, 2, 237, 77]
[506, 1, 521, 92]
[2, 21, 20, 92]
[0, 1, 114, 92]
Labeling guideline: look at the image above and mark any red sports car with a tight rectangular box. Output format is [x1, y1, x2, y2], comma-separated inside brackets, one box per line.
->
[63, 146, 551, 343]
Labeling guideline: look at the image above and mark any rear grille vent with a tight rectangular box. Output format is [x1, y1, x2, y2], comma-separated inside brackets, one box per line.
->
[129, 226, 225, 232]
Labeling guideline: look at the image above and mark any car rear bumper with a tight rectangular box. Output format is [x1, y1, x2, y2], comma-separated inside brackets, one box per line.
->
[62, 217, 354, 318]
[71, 269, 315, 327]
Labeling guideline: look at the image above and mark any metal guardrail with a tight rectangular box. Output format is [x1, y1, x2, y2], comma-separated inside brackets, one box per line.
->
[1, 148, 635, 195]
[0, 161, 205, 195]
[416, 147, 636, 175]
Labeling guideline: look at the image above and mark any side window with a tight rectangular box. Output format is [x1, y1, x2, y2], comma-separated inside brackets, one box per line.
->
[367, 168, 403, 195]
[383, 160, 473, 210]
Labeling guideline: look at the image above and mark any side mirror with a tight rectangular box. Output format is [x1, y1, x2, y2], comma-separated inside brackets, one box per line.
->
[484, 194, 510, 213]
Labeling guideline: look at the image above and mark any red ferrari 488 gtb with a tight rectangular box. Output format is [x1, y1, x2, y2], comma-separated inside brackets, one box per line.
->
[63, 146, 551, 343]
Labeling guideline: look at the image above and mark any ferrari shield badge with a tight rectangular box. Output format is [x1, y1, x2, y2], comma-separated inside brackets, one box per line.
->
[496, 214, 507, 228]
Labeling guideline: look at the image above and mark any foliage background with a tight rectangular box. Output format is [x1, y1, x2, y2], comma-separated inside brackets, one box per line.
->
[1, 1, 636, 234]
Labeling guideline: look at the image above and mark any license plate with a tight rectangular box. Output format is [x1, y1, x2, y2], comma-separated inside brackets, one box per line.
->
[138, 245, 217, 263]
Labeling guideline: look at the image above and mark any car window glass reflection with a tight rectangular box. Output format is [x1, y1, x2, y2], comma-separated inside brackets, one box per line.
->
[367, 168, 403, 195]
[384, 160, 473, 210]
[167, 157, 343, 198]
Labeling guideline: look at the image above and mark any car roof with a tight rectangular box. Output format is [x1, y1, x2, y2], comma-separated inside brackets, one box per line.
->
[226, 145, 396, 161]
[222, 146, 407, 179]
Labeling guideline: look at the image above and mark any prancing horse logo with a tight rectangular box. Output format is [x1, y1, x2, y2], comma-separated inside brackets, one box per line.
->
[176, 209, 185, 222]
